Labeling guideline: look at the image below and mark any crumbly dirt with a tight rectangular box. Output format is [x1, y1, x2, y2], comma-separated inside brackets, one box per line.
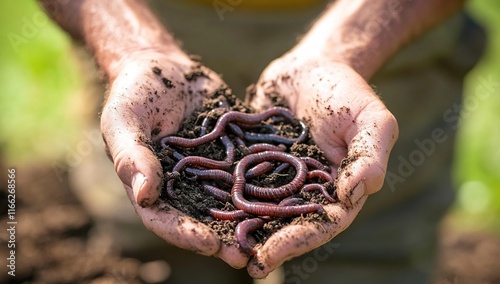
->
[155, 89, 333, 247]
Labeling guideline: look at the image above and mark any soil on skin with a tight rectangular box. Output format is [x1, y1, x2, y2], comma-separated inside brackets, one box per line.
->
[155, 89, 334, 247]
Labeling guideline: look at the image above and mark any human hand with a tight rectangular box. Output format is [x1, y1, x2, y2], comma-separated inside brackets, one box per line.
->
[100, 50, 249, 269]
[247, 54, 399, 278]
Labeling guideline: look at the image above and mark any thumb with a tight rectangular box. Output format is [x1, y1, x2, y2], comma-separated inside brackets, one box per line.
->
[336, 109, 398, 207]
[101, 99, 164, 207]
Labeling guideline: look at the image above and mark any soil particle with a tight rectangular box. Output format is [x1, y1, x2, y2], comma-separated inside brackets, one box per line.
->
[161, 77, 175, 89]
[152, 66, 162, 75]
[184, 65, 209, 82]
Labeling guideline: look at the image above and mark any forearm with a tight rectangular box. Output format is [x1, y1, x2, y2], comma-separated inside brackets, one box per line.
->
[39, 0, 185, 80]
[293, 0, 466, 80]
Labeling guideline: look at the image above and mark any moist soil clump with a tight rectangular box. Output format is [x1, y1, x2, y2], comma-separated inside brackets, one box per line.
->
[156, 88, 335, 249]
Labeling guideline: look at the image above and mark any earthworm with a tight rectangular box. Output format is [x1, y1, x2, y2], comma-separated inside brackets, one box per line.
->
[272, 157, 331, 174]
[165, 159, 231, 199]
[243, 120, 309, 145]
[232, 151, 324, 216]
[246, 162, 274, 179]
[175, 156, 231, 171]
[235, 122, 277, 134]
[220, 135, 235, 164]
[184, 167, 281, 184]
[302, 183, 336, 203]
[227, 123, 245, 138]
[202, 184, 231, 202]
[200, 108, 226, 136]
[301, 157, 331, 172]
[235, 137, 248, 151]
[207, 208, 252, 220]
[240, 151, 307, 199]
[184, 168, 234, 184]
[278, 197, 304, 206]
[235, 217, 270, 256]
[160, 107, 297, 148]
[248, 143, 285, 153]
[272, 162, 290, 174]
[162, 147, 185, 161]
[306, 170, 334, 183]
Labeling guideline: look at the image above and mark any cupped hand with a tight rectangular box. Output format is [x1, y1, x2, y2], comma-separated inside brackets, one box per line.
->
[247, 54, 399, 278]
[100, 50, 249, 269]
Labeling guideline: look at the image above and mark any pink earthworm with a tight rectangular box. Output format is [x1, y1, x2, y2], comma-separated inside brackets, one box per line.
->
[202, 184, 231, 202]
[301, 157, 331, 172]
[165, 158, 232, 199]
[241, 151, 307, 199]
[306, 170, 334, 183]
[200, 108, 226, 136]
[246, 162, 274, 179]
[232, 151, 323, 217]
[160, 107, 298, 148]
[248, 143, 286, 153]
[302, 183, 336, 203]
[207, 208, 252, 220]
[273, 157, 331, 174]
[235, 217, 270, 256]
[243, 120, 309, 145]
[220, 135, 235, 164]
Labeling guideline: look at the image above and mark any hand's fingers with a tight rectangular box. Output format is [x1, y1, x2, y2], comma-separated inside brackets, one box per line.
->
[247, 197, 367, 278]
[101, 100, 165, 207]
[125, 184, 250, 267]
[124, 185, 220, 254]
[217, 243, 250, 269]
[336, 106, 398, 206]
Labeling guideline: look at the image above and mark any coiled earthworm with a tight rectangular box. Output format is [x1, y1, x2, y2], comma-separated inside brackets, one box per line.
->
[239, 151, 307, 199]
[232, 151, 323, 216]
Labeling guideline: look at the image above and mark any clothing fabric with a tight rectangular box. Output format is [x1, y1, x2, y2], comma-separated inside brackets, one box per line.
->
[145, 1, 485, 283]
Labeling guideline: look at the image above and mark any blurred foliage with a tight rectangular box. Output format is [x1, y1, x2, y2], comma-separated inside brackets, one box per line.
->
[0, 0, 85, 164]
[0, 2, 498, 229]
[451, 0, 500, 231]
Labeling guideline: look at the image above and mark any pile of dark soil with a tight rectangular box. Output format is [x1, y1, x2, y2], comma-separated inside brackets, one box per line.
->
[155, 89, 334, 249]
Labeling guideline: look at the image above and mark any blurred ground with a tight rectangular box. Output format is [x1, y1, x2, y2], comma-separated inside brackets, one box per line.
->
[1, 162, 500, 284]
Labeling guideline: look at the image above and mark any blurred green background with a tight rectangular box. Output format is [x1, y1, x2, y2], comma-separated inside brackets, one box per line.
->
[1, 1, 499, 231]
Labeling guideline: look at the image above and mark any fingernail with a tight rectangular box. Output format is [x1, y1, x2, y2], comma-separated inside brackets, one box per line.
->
[131, 172, 147, 200]
[349, 182, 365, 206]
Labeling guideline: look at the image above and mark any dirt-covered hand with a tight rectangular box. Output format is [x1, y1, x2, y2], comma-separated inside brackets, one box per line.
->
[100, 51, 249, 269]
[247, 55, 398, 278]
